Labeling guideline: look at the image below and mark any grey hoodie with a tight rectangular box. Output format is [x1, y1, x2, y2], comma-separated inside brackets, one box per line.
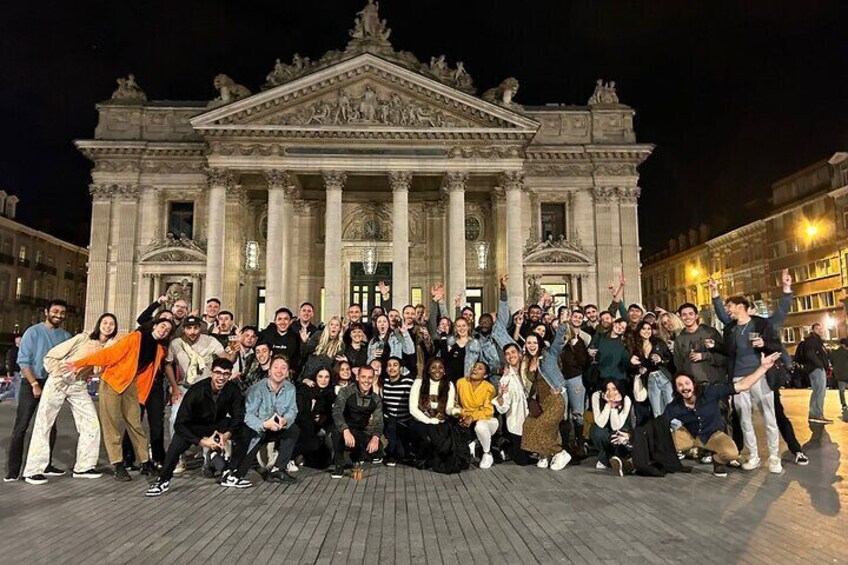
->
[673, 324, 727, 385]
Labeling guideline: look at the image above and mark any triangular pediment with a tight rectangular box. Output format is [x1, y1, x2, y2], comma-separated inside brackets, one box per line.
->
[190, 54, 539, 134]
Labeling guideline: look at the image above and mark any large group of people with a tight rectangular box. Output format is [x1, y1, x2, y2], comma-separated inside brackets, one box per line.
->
[3, 267, 843, 497]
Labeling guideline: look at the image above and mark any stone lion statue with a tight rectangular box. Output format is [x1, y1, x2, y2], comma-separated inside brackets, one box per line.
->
[213, 74, 251, 103]
[482, 77, 520, 108]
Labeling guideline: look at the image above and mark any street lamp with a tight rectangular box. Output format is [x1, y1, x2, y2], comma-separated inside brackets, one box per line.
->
[362, 245, 379, 276]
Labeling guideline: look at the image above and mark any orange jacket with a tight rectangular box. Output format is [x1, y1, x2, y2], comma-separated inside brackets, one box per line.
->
[73, 331, 166, 403]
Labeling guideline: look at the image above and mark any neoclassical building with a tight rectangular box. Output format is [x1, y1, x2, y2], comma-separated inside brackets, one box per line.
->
[76, 2, 653, 331]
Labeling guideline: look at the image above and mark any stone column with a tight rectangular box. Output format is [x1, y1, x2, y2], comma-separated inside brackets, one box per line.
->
[618, 187, 642, 303]
[137, 186, 160, 247]
[191, 274, 203, 311]
[85, 185, 113, 329]
[389, 171, 412, 307]
[152, 273, 162, 299]
[264, 170, 298, 312]
[135, 273, 150, 314]
[112, 184, 140, 331]
[444, 172, 468, 308]
[502, 171, 525, 312]
[592, 186, 616, 302]
[204, 168, 233, 303]
[323, 171, 346, 318]
[223, 184, 246, 310]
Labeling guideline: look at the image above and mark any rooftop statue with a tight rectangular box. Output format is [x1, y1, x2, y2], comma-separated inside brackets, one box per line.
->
[111, 74, 147, 102]
[213, 74, 251, 103]
[588, 79, 620, 106]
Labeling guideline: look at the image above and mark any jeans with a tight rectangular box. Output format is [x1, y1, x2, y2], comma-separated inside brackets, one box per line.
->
[1, 372, 20, 402]
[332, 427, 382, 466]
[647, 371, 673, 418]
[230, 425, 300, 478]
[733, 376, 779, 459]
[383, 416, 413, 460]
[563, 375, 585, 424]
[123, 375, 166, 465]
[589, 425, 630, 466]
[808, 368, 826, 419]
[6, 379, 56, 478]
[773, 386, 801, 454]
[838, 381, 847, 409]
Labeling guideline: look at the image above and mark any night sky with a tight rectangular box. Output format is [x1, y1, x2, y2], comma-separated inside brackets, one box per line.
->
[1, 1, 846, 255]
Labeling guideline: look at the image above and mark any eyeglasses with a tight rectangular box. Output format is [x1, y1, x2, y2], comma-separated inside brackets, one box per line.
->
[211, 370, 231, 377]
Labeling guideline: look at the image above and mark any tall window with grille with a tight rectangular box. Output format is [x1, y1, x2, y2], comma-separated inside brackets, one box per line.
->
[540, 203, 566, 240]
[168, 202, 195, 239]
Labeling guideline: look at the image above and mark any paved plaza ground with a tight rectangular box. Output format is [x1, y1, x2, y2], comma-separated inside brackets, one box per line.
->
[0, 389, 845, 564]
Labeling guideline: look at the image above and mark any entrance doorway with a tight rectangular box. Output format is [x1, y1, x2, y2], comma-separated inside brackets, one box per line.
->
[350, 262, 392, 314]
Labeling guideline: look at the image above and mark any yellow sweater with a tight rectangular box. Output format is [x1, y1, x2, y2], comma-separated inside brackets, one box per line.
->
[456, 378, 496, 421]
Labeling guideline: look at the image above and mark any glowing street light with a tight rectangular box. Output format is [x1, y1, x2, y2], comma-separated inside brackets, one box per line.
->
[805, 223, 819, 239]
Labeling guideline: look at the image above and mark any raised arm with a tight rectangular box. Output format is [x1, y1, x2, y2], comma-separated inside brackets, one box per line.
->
[137, 296, 166, 326]
[709, 278, 732, 325]
[769, 269, 793, 329]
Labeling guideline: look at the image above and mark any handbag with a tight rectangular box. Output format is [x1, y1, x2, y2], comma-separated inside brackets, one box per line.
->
[527, 378, 543, 418]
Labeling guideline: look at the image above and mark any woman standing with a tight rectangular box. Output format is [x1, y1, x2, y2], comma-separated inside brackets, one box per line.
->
[332, 360, 353, 394]
[301, 317, 345, 382]
[444, 317, 473, 382]
[629, 321, 674, 417]
[66, 317, 174, 481]
[23, 314, 119, 484]
[656, 309, 684, 352]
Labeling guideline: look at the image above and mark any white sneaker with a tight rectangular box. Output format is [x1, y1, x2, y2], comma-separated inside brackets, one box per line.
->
[794, 452, 809, 466]
[468, 442, 477, 460]
[595, 461, 607, 470]
[741, 456, 761, 471]
[549, 450, 572, 471]
[286, 460, 299, 473]
[173, 458, 186, 476]
[479, 453, 494, 469]
[699, 454, 713, 465]
[768, 456, 783, 474]
[536, 457, 549, 469]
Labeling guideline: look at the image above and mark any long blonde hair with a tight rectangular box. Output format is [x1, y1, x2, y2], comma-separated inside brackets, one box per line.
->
[314, 317, 344, 358]
[657, 311, 684, 343]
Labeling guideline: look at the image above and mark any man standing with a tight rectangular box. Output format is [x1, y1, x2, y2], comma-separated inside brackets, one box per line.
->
[260, 307, 301, 374]
[580, 305, 600, 336]
[145, 358, 245, 496]
[2, 334, 21, 402]
[711, 280, 783, 474]
[5, 300, 71, 482]
[799, 323, 832, 424]
[201, 298, 221, 333]
[330, 366, 384, 478]
[211, 311, 238, 348]
[229, 325, 258, 376]
[673, 303, 726, 385]
[295, 302, 320, 339]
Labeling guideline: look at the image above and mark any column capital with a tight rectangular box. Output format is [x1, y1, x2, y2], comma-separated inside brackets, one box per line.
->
[616, 186, 641, 203]
[89, 183, 139, 200]
[388, 171, 413, 192]
[441, 171, 468, 194]
[500, 170, 525, 191]
[226, 184, 247, 203]
[204, 167, 237, 189]
[591, 186, 617, 203]
[265, 169, 296, 190]
[322, 170, 347, 191]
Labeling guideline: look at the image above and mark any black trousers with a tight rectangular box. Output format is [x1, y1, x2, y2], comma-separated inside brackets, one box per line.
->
[122, 376, 166, 464]
[331, 427, 383, 466]
[503, 430, 532, 466]
[230, 425, 300, 478]
[159, 429, 209, 482]
[772, 386, 801, 454]
[6, 379, 56, 478]
[383, 415, 413, 460]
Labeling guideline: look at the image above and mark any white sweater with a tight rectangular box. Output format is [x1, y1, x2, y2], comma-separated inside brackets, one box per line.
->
[409, 378, 460, 424]
[591, 391, 631, 432]
[491, 367, 528, 435]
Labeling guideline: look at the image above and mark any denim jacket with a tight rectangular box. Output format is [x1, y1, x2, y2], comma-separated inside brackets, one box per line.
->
[367, 329, 415, 364]
[244, 378, 298, 451]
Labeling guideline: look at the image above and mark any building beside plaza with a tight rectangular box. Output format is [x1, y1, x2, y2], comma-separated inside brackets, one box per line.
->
[76, 2, 653, 331]
[0, 192, 88, 340]
[642, 152, 848, 348]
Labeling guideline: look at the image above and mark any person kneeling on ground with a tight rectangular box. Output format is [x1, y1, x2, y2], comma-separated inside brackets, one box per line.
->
[457, 362, 499, 469]
[664, 352, 781, 478]
[146, 358, 244, 496]
[225, 354, 300, 486]
[590, 379, 634, 477]
[330, 366, 384, 478]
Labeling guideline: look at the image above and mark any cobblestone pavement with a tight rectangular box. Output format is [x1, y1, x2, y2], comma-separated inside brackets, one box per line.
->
[0, 389, 845, 564]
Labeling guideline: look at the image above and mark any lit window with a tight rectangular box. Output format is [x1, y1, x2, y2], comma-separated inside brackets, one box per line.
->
[245, 241, 260, 271]
[18, 245, 27, 261]
[15, 276, 23, 300]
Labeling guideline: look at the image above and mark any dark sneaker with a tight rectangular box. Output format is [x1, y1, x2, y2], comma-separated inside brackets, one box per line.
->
[330, 465, 345, 479]
[202, 466, 216, 479]
[125, 462, 141, 472]
[145, 480, 170, 497]
[73, 469, 103, 479]
[139, 461, 159, 477]
[370, 457, 383, 464]
[24, 474, 48, 485]
[794, 452, 809, 466]
[220, 474, 252, 489]
[622, 458, 636, 475]
[43, 465, 66, 477]
[610, 456, 624, 477]
[114, 463, 132, 482]
[267, 468, 297, 485]
[3, 474, 19, 483]
[383, 456, 398, 467]
[713, 463, 729, 478]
